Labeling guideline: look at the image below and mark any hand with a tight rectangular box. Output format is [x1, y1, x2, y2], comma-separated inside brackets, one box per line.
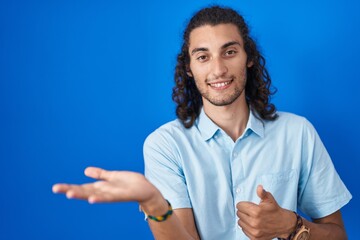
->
[52, 167, 161, 206]
[236, 185, 296, 240]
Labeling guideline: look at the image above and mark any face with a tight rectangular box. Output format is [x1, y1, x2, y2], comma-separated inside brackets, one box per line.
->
[188, 23, 252, 107]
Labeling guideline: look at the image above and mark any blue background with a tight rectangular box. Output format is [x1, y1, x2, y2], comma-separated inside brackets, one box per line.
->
[1, 0, 359, 239]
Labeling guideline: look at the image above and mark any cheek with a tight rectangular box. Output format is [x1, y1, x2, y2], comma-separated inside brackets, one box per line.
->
[229, 61, 248, 77]
[240, 68, 247, 77]
[189, 63, 210, 79]
[193, 79, 206, 93]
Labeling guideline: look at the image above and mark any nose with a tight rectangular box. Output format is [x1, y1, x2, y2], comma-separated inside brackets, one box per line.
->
[211, 57, 228, 79]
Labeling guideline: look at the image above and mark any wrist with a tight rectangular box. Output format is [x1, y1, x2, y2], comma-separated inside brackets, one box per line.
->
[278, 209, 297, 239]
[278, 211, 311, 240]
[140, 191, 168, 217]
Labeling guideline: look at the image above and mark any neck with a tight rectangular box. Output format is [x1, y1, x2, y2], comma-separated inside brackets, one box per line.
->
[203, 95, 250, 142]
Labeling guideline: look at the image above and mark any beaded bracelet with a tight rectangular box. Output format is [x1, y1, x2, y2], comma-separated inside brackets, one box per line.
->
[144, 200, 173, 222]
[278, 211, 302, 240]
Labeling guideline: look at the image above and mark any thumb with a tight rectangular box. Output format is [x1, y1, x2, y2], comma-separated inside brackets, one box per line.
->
[84, 166, 110, 180]
[257, 185, 274, 203]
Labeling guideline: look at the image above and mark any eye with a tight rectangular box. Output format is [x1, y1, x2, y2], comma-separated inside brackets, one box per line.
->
[196, 55, 208, 62]
[224, 50, 237, 56]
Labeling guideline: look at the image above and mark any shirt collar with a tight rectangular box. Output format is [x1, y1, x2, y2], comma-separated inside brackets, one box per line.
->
[196, 108, 219, 141]
[196, 107, 265, 141]
[247, 109, 265, 138]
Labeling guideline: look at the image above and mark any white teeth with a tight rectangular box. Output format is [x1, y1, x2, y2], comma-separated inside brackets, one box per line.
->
[210, 81, 231, 88]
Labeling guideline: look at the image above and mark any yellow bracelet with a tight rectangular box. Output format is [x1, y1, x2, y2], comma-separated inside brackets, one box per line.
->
[143, 200, 173, 222]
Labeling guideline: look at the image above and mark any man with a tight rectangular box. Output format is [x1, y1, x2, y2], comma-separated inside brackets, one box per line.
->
[53, 6, 352, 240]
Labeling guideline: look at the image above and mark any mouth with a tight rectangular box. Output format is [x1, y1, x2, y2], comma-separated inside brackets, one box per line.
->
[207, 79, 233, 89]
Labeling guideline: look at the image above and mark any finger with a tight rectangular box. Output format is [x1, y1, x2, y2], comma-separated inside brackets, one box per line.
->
[52, 183, 89, 199]
[240, 228, 252, 240]
[52, 184, 71, 193]
[238, 218, 254, 239]
[257, 185, 276, 204]
[236, 201, 257, 214]
[63, 183, 99, 200]
[239, 218, 263, 240]
[257, 184, 267, 200]
[237, 210, 253, 226]
[84, 167, 110, 180]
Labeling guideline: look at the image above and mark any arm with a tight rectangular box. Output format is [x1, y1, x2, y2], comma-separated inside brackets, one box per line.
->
[141, 196, 200, 239]
[236, 185, 347, 240]
[305, 210, 347, 240]
[53, 167, 200, 240]
[270, 209, 347, 240]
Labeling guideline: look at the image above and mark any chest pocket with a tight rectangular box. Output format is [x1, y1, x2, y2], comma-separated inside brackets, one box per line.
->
[258, 169, 298, 210]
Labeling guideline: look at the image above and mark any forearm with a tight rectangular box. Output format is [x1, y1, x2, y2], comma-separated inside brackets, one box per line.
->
[278, 209, 347, 240]
[141, 193, 200, 240]
[304, 218, 347, 240]
[148, 213, 198, 240]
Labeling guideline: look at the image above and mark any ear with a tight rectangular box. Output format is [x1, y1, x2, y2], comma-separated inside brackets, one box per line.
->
[247, 60, 254, 68]
[186, 65, 193, 77]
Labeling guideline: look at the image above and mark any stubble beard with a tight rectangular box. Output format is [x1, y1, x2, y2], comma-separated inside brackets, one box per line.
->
[198, 76, 246, 107]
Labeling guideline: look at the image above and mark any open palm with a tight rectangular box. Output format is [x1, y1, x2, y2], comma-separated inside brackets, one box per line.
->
[52, 167, 158, 204]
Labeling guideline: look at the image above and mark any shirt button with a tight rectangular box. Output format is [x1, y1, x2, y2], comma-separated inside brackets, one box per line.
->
[236, 187, 241, 194]
[233, 153, 238, 158]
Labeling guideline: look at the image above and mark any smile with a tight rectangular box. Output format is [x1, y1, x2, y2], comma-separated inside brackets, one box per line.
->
[208, 80, 233, 88]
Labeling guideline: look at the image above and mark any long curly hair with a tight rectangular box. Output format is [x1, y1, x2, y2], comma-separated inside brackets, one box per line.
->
[172, 6, 278, 128]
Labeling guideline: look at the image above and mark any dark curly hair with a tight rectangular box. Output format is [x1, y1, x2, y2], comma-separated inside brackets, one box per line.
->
[172, 6, 278, 128]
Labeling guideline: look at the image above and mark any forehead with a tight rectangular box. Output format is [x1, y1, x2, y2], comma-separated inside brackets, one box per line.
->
[188, 23, 243, 49]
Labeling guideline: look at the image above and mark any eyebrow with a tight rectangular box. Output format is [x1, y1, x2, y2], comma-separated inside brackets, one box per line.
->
[190, 41, 241, 55]
[222, 41, 241, 49]
[191, 47, 208, 55]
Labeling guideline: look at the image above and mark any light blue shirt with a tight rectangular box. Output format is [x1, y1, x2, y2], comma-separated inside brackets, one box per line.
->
[143, 109, 352, 240]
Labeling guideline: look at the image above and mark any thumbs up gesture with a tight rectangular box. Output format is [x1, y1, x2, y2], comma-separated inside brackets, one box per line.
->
[236, 185, 297, 240]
